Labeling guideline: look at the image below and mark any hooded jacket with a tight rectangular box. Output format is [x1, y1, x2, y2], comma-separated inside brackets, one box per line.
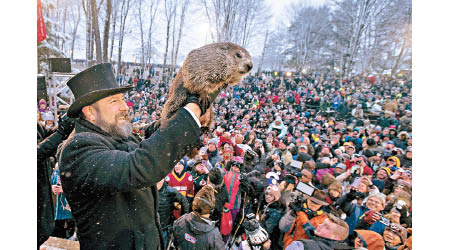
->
[59, 109, 202, 250]
[354, 230, 385, 250]
[268, 116, 288, 139]
[173, 212, 225, 250]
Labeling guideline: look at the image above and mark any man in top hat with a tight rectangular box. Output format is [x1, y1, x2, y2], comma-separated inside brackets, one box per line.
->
[58, 63, 219, 250]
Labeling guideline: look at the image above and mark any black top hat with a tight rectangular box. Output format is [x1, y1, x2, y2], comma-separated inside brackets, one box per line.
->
[66, 63, 133, 117]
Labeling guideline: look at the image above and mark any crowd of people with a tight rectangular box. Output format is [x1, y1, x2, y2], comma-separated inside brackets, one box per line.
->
[38, 68, 412, 250]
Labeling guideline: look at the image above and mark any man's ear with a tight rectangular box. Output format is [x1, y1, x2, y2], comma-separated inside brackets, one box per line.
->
[82, 106, 96, 122]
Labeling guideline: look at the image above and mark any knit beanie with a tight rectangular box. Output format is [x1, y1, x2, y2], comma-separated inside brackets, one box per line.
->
[379, 167, 392, 177]
[192, 184, 215, 216]
[178, 156, 188, 169]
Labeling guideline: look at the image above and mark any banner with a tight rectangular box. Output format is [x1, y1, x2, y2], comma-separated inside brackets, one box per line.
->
[37, 0, 46, 42]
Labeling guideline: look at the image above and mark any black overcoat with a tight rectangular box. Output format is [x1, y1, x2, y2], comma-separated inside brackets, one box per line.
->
[59, 109, 202, 250]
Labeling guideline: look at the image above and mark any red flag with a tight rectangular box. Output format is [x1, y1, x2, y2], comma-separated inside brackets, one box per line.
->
[37, 0, 46, 42]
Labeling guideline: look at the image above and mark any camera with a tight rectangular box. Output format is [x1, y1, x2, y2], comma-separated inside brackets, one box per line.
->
[377, 213, 391, 226]
[284, 175, 297, 185]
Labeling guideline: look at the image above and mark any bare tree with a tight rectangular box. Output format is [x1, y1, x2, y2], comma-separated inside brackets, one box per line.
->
[136, 0, 146, 69]
[90, 0, 103, 63]
[117, 0, 132, 74]
[109, 0, 120, 62]
[257, 29, 269, 75]
[202, 0, 268, 47]
[103, 0, 112, 62]
[162, 0, 177, 82]
[68, 1, 82, 60]
[286, 5, 331, 72]
[168, 0, 190, 80]
[146, 0, 159, 68]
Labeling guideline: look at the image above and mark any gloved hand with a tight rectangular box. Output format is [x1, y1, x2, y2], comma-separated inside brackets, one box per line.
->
[185, 85, 226, 116]
[362, 210, 379, 225]
[346, 188, 357, 201]
[57, 113, 75, 137]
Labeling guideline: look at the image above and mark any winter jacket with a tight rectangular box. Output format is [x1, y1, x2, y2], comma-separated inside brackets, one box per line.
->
[207, 149, 222, 168]
[191, 171, 208, 194]
[173, 212, 225, 250]
[260, 201, 284, 249]
[268, 119, 288, 139]
[37, 124, 66, 247]
[282, 211, 328, 249]
[59, 109, 202, 250]
[285, 235, 352, 250]
[158, 182, 189, 229]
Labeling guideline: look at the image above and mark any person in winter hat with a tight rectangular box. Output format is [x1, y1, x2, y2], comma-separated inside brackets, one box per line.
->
[268, 116, 288, 139]
[173, 184, 225, 249]
[372, 167, 391, 192]
[190, 160, 210, 194]
[207, 168, 229, 223]
[206, 138, 222, 168]
[256, 184, 284, 249]
[352, 230, 385, 250]
[166, 157, 195, 218]
[156, 178, 189, 248]
[382, 223, 407, 250]
[326, 181, 343, 205]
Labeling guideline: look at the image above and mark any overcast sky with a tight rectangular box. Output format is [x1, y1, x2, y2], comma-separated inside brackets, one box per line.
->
[73, 0, 328, 64]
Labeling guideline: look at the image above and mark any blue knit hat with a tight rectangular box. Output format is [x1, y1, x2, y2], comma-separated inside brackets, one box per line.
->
[178, 156, 188, 169]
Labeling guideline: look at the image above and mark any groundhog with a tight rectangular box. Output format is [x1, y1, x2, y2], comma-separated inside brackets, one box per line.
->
[160, 42, 253, 128]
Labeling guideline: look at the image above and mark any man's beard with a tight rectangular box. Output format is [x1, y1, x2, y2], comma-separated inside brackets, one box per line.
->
[95, 111, 132, 139]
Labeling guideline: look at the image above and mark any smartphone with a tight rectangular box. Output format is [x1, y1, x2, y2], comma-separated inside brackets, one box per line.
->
[352, 177, 362, 188]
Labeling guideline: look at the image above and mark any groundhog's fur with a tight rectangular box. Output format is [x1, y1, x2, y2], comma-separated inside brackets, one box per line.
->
[161, 42, 253, 129]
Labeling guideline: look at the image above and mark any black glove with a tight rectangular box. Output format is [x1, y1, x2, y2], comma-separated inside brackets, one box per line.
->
[346, 189, 357, 201]
[289, 198, 303, 214]
[185, 84, 226, 116]
[57, 113, 75, 137]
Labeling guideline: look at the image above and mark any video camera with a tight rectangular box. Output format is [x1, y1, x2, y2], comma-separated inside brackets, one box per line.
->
[289, 182, 316, 213]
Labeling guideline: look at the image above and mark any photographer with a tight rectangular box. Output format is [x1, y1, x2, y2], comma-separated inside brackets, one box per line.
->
[256, 184, 285, 249]
[280, 189, 329, 248]
[336, 191, 387, 236]
[156, 178, 189, 248]
[285, 213, 352, 250]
